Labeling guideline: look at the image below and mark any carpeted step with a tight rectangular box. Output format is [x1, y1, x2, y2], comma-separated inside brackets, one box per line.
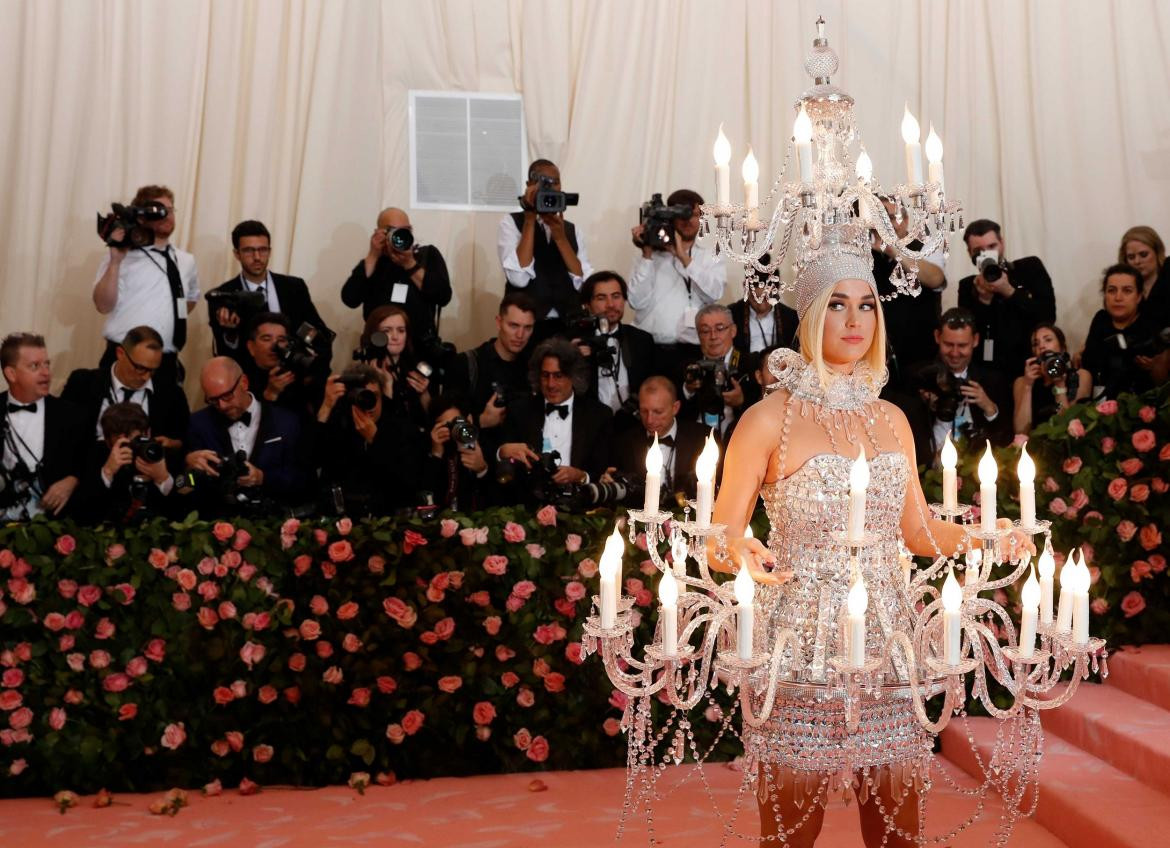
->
[1039, 680, 1170, 796]
[1106, 645, 1170, 713]
[942, 717, 1170, 848]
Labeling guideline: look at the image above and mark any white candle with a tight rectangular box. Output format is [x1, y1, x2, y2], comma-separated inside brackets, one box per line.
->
[603, 526, 624, 603]
[941, 432, 958, 512]
[1073, 557, 1090, 646]
[855, 149, 873, 184]
[901, 104, 923, 184]
[713, 124, 731, 207]
[846, 572, 868, 667]
[1018, 441, 1036, 530]
[734, 565, 755, 660]
[694, 432, 718, 528]
[1055, 549, 1076, 635]
[598, 550, 617, 629]
[847, 445, 869, 543]
[793, 104, 813, 183]
[964, 546, 983, 587]
[742, 146, 759, 226]
[1019, 564, 1040, 659]
[978, 441, 997, 534]
[942, 567, 962, 665]
[1037, 545, 1055, 626]
[659, 568, 679, 657]
[643, 433, 662, 515]
[925, 124, 944, 206]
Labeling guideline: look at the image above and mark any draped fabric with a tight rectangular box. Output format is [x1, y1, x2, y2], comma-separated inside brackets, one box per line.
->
[1, 0, 1168, 390]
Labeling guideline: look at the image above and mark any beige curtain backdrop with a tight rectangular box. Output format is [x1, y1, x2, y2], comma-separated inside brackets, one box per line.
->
[1, 0, 1168, 394]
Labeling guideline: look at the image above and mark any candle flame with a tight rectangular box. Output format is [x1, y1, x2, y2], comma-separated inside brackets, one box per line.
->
[741, 146, 759, 183]
[925, 124, 943, 163]
[658, 567, 678, 607]
[1074, 558, 1092, 593]
[1038, 545, 1055, 579]
[734, 564, 755, 605]
[977, 441, 997, 485]
[855, 149, 873, 182]
[1059, 550, 1077, 588]
[695, 432, 719, 482]
[901, 104, 921, 144]
[713, 124, 731, 166]
[942, 567, 962, 611]
[941, 431, 957, 469]
[1017, 441, 1035, 484]
[602, 524, 624, 566]
[645, 433, 663, 475]
[847, 572, 868, 616]
[671, 532, 687, 566]
[793, 104, 813, 145]
[1021, 563, 1040, 608]
[849, 443, 869, 491]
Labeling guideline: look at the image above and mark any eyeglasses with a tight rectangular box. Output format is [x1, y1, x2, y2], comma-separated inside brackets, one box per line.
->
[238, 246, 271, 257]
[204, 374, 242, 406]
[121, 348, 158, 376]
[697, 324, 732, 337]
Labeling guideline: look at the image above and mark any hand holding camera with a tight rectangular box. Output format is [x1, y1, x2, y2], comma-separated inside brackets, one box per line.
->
[973, 249, 1013, 299]
[263, 366, 297, 401]
[958, 380, 996, 416]
[499, 442, 540, 469]
[721, 376, 745, 409]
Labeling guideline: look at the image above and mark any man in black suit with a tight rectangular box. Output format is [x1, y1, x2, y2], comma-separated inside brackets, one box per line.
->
[957, 219, 1056, 378]
[497, 338, 613, 503]
[730, 292, 798, 357]
[679, 305, 758, 438]
[571, 271, 656, 433]
[239, 312, 319, 417]
[206, 220, 333, 373]
[62, 325, 190, 456]
[76, 402, 176, 525]
[185, 357, 309, 512]
[609, 376, 706, 509]
[341, 207, 451, 340]
[0, 333, 85, 519]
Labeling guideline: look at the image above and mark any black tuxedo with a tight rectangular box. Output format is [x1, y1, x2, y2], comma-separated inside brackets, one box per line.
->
[206, 273, 334, 372]
[612, 419, 707, 502]
[730, 300, 799, 356]
[0, 393, 86, 516]
[186, 400, 309, 508]
[75, 442, 176, 525]
[909, 358, 1014, 449]
[958, 256, 1056, 377]
[61, 367, 190, 451]
[581, 322, 656, 407]
[501, 394, 614, 480]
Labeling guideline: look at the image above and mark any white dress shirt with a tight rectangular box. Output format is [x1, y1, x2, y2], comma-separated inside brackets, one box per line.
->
[542, 392, 575, 469]
[627, 246, 726, 345]
[95, 365, 154, 439]
[229, 394, 262, 457]
[94, 244, 200, 352]
[2, 398, 46, 518]
[496, 216, 593, 317]
[747, 308, 777, 353]
[651, 419, 679, 485]
[596, 329, 630, 413]
[241, 273, 281, 314]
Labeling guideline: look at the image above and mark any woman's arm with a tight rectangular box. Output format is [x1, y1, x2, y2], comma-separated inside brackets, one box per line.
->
[1012, 376, 1032, 434]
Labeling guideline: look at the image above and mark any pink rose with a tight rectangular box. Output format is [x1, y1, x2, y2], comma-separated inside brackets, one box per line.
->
[54, 535, 76, 556]
[1121, 591, 1147, 618]
[1149, 555, 1167, 573]
[484, 616, 502, 635]
[1130, 484, 1151, 503]
[1120, 458, 1144, 476]
[517, 688, 535, 708]
[176, 568, 198, 591]
[526, 735, 550, 762]
[564, 533, 582, 553]
[376, 675, 398, 694]
[362, 554, 385, 576]
[118, 703, 137, 721]
[468, 591, 490, 607]
[332, 516, 352, 536]
[577, 558, 598, 579]
[348, 687, 371, 707]
[288, 653, 306, 672]
[310, 595, 329, 616]
[1043, 476, 1060, 493]
[403, 529, 428, 554]
[1153, 479, 1168, 494]
[224, 730, 245, 752]
[438, 675, 463, 693]
[77, 585, 102, 607]
[336, 601, 359, 621]
[172, 592, 191, 612]
[525, 543, 546, 559]
[1161, 444, 1170, 461]
[197, 581, 219, 602]
[257, 685, 278, 704]
[1107, 479, 1128, 500]
[239, 641, 266, 669]
[57, 634, 74, 651]
[252, 743, 274, 763]
[1133, 429, 1157, 453]
[1139, 405, 1157, 423]
[1139, 524, 1163, 551]
[63, 689, 82, 705]
[440, 518, 459, 538]
[459, 528, 480, 547]
[634, 589, 652, 607]
[434, 617, 456, 640]
[512, 580, 537, 600]
[1117, 520, 1138, 542]
[220, 550, 242, 570]
[342, 633, 362, 653]
[1090, 598, 1109, 615]
[322, 666, 343, 685]
[328, 541, 354, 563]
[44, 612, 67, 632]
[9, 707, 33, 729]
[231, 529, 252, 551]
[536, 505, 558, 526]
[401, 710, 425, 735]
[48, 707, 67, 730]
[125, 656, 148, 678]
[543, 672, 565, 693]
[420, 631, 439, 645]
[608, 690, 629, 710]
[1083, 510, 1104, 524]
[197, 607, 219, 629]
[1131, 561, 1153, 582]
[63, 611, 83, 630]
[160, 722, 187, 750]
[1095, 399, 1118, 415]
[483, 555, 509, 576]
[603, 717, 621, 736]
[2, 669, 22, 687]
[403, 652, 422, 671]
[564, 642, 584, 665]
[237, 778, 260, 796]
[1069, 488, 1089, 510]
[564, 581, 587, 602]
[1062, 457, 1082, 475]
[293, 555, 312, 576]
[0, 690, 21, 710]
[385, 723, 405, 744]
[503, 522, 527, 543]
[496, 645, 517, 663]
[505, 595, 524, 613]
[88, 649, 111, 669]
[210, 739, 230, 758]
[513, 728, 533, 750]
[281, 518, 300, 537]
[316, 640, 334, 659]
[213, 686, 235, 705]
[299, 619, 321, 640]
[1066, 418, 1085, 438]
[1102, 437, 1116, 454]
[57, 579, 78, 599]
[218, 601, 237, 620]
[501, 671, 519, 689]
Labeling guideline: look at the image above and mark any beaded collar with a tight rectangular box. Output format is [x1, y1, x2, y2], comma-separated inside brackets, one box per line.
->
[766, 348, 887, 412]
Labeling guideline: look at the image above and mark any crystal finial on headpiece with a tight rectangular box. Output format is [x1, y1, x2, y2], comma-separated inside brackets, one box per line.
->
[793, 221, 876, 320]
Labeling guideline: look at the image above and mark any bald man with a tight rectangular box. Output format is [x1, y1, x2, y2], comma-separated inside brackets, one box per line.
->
[184, 356, 309, 512]
[341, 207, 452, 338]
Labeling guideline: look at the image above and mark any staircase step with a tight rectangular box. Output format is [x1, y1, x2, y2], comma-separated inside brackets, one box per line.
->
[1039, 680, 1170, 795]
[1106, 644, 1170, 712]
[942, 717, 1170, 848]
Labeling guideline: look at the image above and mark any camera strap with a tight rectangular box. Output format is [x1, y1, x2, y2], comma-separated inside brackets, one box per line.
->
[2, 417, 44, 501]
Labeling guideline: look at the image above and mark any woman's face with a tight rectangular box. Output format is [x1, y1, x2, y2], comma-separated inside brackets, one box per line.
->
[379, 315, 408, 356]
[821, 278, 878, 370]
[1031, 327, 1063, 356]
[1103, 274, 1141, 323]
[1124, 239, 1160, 283]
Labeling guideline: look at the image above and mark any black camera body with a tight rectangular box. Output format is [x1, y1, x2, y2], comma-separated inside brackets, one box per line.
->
[413, 332, 454, 383]
[685, 358, 731, 416]
[1038, 350, 1071, 380]
[353, 330, 388, 363]
[531, 175, 578, 215]
[638, 193, 693, 250]
[570, 314, 617, 371]
[336, 374, 378, 412]
[130, 435, 164, 464]
[1127, 326, 1170, 358]
[974, 249, 1009, 283]
[275, 322, 326, 374]
[0, 459, 37, 511]
[96, 202, 169, 249]
[446, 416, 479, 451]
[915, 362, 969, 423]
[175, 450, 258, 507]
[490, 381, 508, 408]
[385, 227, 414, 252]
[207, 289, 267, 321]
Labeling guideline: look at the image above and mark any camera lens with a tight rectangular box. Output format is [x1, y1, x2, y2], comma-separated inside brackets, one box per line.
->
[389, 228, 414, 251]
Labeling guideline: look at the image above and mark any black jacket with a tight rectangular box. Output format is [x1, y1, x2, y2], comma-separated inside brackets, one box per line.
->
[958, 256, 1056, 377]
[501, 393, 614, 480]
[61, 367, 190, 451]
[580, 323, 656, 408]
[317, 406, 424, 516]
[340, 246, 451, 339]
[0, 393, 87, 516]
[75, 442, 177, 525]
[909, 359, 1014, 449]
[611, 418, 707, 503]
[730, 300, 799, 356]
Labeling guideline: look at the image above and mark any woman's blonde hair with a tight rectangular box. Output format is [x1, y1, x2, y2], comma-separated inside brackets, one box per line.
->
[1117, 226, 1165, 271]
[795, 279, 887, 387]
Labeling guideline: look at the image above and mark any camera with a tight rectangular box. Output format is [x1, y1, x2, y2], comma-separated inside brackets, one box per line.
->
[490, 381, 508, 408]
[0, 460, 37, 512]
[175, 450, 261, 509]
[336, 374, 378, 412]
[127, 475, 152, 504]
[445, 416, 479, 451]
[914, 362, 969, 423]
[685, 359, 731, 416]
[130, 435, 164, 464]
[529, 175, 579, 215]
[1038, 350, 1071, 380]
[973, 249, 1008, 283]
[569, 313, 617, 371]
[96, 202, 169, 249]
[385, 227, 414, 252]
[554, 472, 642, 511]
[1127, 326, 1170, 358]
[638, 193, 693, 250]
[413, 331, 455, 383]
[207, 289, 267, 322]
[275, 322, 326, 374]
[353, 330, 388, 363]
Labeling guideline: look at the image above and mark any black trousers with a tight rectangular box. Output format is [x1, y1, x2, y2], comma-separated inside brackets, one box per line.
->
[101, 340, 184, 388]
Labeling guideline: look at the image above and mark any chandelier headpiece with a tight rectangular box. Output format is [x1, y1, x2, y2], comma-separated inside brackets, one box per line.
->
[793, 220, 875, 319]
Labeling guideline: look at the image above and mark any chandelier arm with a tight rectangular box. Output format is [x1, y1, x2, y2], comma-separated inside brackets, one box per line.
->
[887, 631, 958, 734]
[665, 616, 726, 712]
[978, 556, 1033, 592]
[737, 628, 801, 729]
[1016, 664, 1087, 712]
[601, 637, 669, 698]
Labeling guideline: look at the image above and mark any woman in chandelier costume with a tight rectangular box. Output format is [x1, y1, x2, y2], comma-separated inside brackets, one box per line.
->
[709, 224, 1025, 847]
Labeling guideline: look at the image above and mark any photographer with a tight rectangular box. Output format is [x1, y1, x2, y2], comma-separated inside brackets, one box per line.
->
[679, 305, 757, 437]
[1, 334, 85, 520]
[92, 185, 199, 387]
[423, 396, 494, 512]
[356, 305, 434, 432]
[571, 271, 656, 433]
[316, 365, 422, 516]
[1080, 264, 1164, 398]
[76, 403, 175, 525]
[496, 338, 613, 506]
[341, 207, 451, 340]
[498, 159, 592, 338]
[911, 308, 1013, 456]
[730, 291, 798, 355]
[957, 219, 1056, 378]
[206, 220, 333, 373]
[627, 189, 726, 356]
[241, 312, 323, 417]
[1013, 324, 1092, 434]
[185, 357, 309, 513]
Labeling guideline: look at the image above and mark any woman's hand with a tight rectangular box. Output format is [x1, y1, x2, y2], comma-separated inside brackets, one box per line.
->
[712, 535, 787, 586]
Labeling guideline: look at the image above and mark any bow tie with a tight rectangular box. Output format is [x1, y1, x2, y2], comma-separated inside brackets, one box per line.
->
[7, 402, 36, 414]
[545, 403, 569, 419]
[232, 411, 253, 427]
[651, 435, 675, 447]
